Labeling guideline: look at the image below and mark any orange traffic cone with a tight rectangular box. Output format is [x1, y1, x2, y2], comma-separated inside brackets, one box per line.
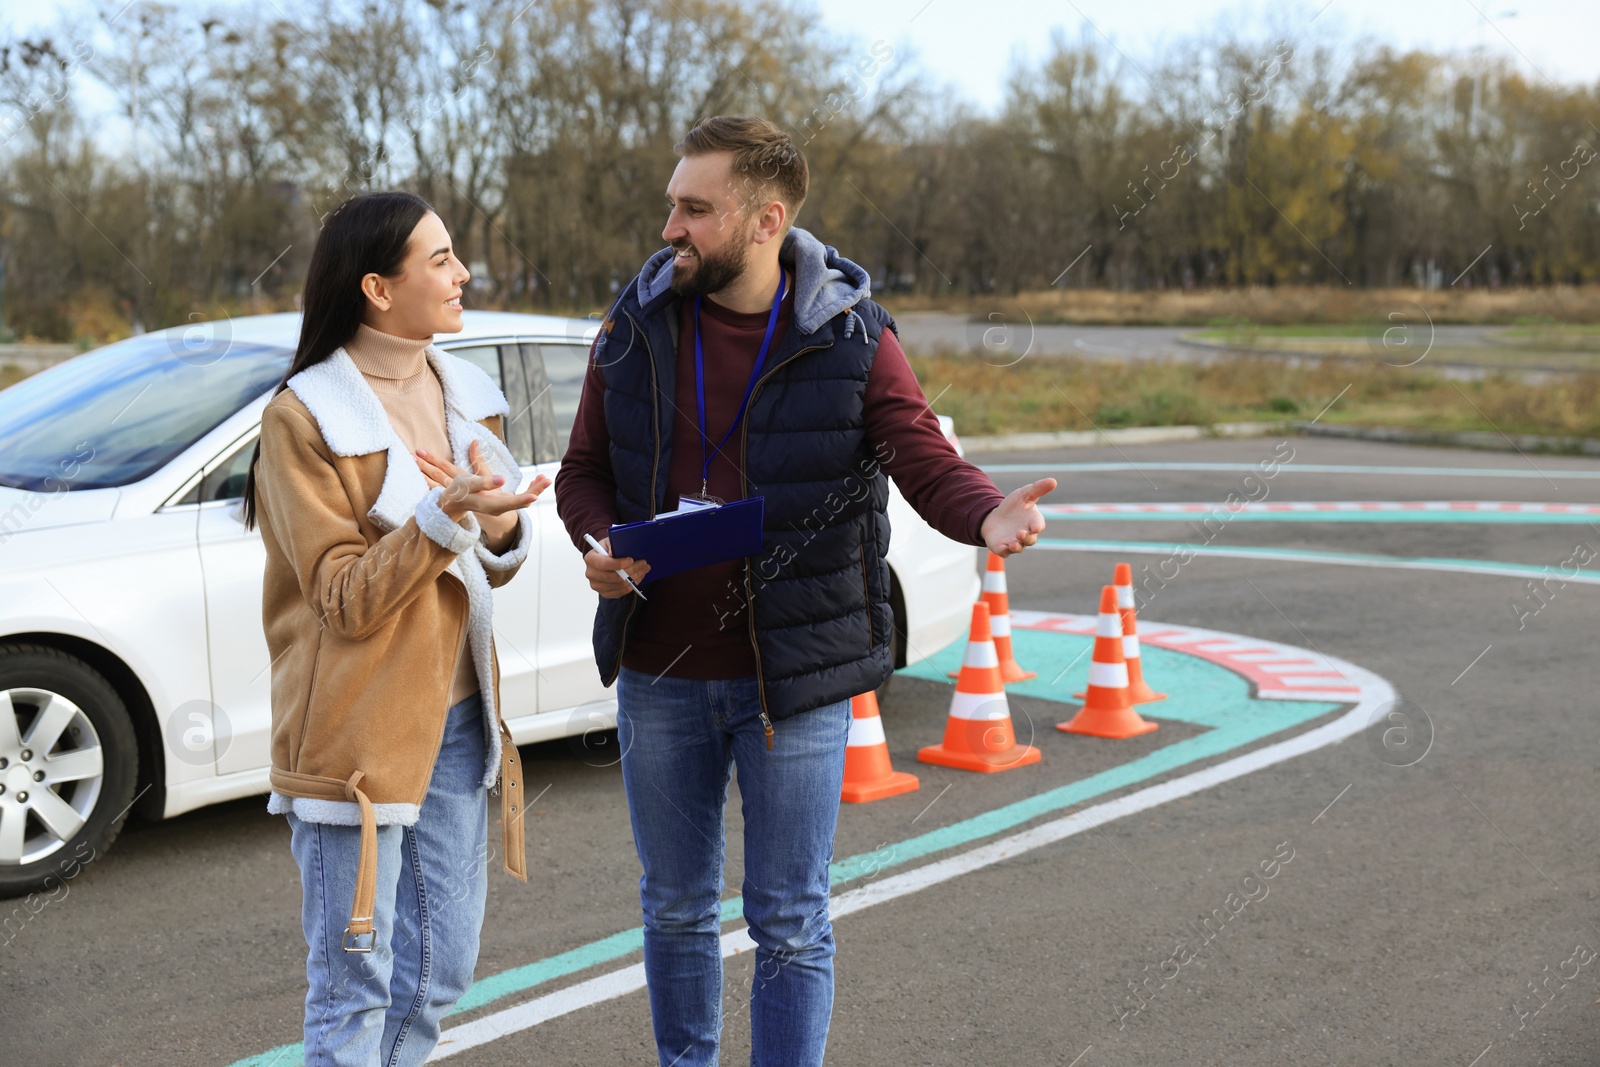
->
[1059, 585, 1159, 739]
[1075, 562, 1166, 704]
[841, 692, 920, 803]
[919, 602, 1043, 773]
[951, 553, 1036, 683]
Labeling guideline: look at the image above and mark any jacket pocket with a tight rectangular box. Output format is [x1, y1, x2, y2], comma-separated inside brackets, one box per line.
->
[291, 633, 326, 770]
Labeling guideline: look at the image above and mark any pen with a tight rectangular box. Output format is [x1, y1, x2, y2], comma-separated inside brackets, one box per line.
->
[584, 533, 648, 600]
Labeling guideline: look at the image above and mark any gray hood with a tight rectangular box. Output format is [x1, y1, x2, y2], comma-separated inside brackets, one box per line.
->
[634, 226, 874, 339]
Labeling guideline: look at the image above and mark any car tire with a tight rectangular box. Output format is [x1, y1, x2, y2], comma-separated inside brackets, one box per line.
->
[875, 593, 906, 709]
[0, 644, 138, 899]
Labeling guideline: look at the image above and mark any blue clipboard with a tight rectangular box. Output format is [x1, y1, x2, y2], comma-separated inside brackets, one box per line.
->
[608, 496, 765, 583]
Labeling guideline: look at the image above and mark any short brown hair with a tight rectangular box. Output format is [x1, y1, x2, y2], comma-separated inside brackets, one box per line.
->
[675, 115, 808, 225]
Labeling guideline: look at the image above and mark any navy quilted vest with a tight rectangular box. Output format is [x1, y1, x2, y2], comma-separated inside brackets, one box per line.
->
[589, 277, 897, 720]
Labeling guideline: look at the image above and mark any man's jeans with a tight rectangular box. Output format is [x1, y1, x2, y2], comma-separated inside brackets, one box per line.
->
[617, 667, 852, 1067]
[286, 691, 489, 1067]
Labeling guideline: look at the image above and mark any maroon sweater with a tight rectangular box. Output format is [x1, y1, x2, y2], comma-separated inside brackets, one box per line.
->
[555, 284, 1005, 679]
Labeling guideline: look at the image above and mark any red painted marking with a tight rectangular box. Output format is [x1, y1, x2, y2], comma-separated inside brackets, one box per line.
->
[1014, 612, 1362, 701]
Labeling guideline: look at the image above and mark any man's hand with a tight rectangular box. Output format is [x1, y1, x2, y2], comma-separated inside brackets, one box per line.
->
[980, 477, 1057, 557]
[583, 535, 651, 599]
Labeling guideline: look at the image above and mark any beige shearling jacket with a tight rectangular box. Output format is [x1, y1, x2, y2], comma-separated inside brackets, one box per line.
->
[253, 343, 533, 947]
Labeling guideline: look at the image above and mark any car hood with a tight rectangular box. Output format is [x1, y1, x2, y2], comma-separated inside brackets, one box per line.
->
[0, 486, 121, 540]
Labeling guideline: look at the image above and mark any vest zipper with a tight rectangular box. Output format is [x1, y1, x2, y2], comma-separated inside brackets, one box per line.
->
[610, 310, 662, 682]
[739, 340, 833, 750]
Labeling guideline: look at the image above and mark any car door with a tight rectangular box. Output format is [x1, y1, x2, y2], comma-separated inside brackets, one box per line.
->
[438, 343, 540, 722]
[521, 339, 610, 718]
[187, 433, 273, 777]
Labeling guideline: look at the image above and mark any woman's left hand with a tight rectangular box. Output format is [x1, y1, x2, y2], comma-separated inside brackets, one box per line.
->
[416, 441, 550, 548]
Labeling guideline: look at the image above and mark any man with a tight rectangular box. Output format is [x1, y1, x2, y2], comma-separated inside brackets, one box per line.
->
[556, 115, 1055, 1067]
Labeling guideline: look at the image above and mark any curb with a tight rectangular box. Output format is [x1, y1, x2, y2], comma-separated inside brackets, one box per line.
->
[1174, 334, 1583, 377]
[958, 421, 1284, 454]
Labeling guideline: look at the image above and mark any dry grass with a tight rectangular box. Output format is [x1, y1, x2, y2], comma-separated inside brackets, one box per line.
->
[911, 350, 1600, 442]
[883, 286, 1600, 326]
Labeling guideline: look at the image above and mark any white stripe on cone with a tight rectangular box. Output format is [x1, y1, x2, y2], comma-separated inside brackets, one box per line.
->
[1096, 612, 1123, 638]
[990, 613, 1012, 638]
[1089, 661, 1130, 688]
[1116, 584, 1135, 609]
[948, 690, 1011, 720]
[983, 571, 1007, 594]
[1123, 635, 1140, 659]
[846, 715, 887, 747]
[962, 642, 1000, 668]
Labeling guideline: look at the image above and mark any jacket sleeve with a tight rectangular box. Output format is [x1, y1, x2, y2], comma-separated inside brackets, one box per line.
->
[553, 339, 621, 552]
[472, 413, 534, 590]
[256, 402, 477, 641]
[476, 510, 532, 590]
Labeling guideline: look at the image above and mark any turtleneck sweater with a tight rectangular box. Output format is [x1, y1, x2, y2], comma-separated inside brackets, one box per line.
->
[344, 322, 479, 709]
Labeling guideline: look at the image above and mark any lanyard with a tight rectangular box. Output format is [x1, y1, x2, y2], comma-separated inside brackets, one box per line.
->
[692, 269, 786, 502]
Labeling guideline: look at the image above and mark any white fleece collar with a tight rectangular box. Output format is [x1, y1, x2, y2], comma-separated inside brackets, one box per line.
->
[284, 344, 514, 534]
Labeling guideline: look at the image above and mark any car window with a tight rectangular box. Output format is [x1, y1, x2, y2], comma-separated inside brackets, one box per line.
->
[0, 338, 290, 491]
[538, 343, 592, 460]
[444, 345, 502, 389]
[440, 343, 539, 467]
[515, 344, 560, 464]
[174, 437, 258, 505]
[496, 344, 536, 467]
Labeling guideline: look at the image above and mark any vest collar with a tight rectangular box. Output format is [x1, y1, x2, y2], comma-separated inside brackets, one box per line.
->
[284, 344, 514, 533]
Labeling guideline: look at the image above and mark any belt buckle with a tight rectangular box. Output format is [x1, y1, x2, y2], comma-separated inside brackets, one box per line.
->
[342, 924, 375, 954]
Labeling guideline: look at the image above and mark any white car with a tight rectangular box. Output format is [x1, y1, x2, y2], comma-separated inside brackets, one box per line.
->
[0, 311, 979, 896]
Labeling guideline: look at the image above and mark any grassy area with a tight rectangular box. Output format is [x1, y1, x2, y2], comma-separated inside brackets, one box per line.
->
[1490, 321, 1600, 351]
[882, 285, 1600, 326]
[910, 350, 1600, 442]
[1190, 322, 1600, 369]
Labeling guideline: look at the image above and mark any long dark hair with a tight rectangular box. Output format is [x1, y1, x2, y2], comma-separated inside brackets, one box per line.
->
[241, 191, 434, 531]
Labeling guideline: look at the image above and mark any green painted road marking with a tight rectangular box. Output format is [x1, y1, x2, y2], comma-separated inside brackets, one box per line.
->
[228, 627, 1340, 1067]
[1033, 538, 1600, 585]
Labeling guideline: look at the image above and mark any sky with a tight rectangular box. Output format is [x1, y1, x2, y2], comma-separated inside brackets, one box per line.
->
[813, 0, 1600, 109]
[5, 0, 1598, 126]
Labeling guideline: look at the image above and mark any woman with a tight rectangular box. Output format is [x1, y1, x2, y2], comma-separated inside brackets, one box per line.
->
[240, 191, 549, 1065]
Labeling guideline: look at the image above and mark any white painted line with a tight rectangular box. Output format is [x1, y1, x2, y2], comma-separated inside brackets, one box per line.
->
[1032, 540, 1600, 586]
[433, 928, 758, 1058]
[428, 639, 1395, 1059]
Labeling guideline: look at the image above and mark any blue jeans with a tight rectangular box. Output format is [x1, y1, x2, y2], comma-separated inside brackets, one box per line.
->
[616, 667, 853, 1067]
[286, 691, 489, 1067]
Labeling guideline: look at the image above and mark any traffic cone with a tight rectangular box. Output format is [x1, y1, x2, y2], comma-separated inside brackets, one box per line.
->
[950, 552, 1036, 683]
[919, 602, 1043, 773]
[1075, 562, 1166, 704]
[841, 692, 921, 804]
[1059, 585, 1159, 739]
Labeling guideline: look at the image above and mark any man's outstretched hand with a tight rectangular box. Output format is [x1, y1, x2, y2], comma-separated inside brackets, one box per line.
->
[979, 477, 1057, 558]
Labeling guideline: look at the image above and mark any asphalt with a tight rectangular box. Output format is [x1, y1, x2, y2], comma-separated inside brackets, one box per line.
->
[5, 436, 1600, 1067]
[891, 314, 1591, 379]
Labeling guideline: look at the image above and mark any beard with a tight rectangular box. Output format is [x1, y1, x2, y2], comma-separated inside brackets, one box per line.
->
[668, 226, 753, 298]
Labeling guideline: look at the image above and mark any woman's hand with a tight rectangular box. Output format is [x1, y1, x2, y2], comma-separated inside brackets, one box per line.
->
[416, 441, 550, 536]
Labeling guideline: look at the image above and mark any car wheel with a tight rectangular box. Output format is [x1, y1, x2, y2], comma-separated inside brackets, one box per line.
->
[0, 644, 138, 898]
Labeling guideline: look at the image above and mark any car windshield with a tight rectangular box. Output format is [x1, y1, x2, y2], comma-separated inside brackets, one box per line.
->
[0, 335, 292, 491]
